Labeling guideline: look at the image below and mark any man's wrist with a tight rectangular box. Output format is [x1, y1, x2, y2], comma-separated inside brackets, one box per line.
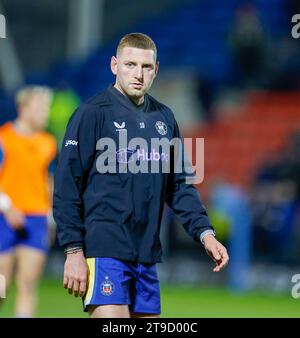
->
[200, 229, 216, 244]
[64, 247, 84, 255]
[64, 243, 84, 255]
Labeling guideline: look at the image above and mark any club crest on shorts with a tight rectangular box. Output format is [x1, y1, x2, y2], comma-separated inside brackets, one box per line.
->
[101, 276, 114, 296]
[155, 121, 167, 135]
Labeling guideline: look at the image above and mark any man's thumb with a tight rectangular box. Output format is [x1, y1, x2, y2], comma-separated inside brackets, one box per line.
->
[212, 248, 221, 261]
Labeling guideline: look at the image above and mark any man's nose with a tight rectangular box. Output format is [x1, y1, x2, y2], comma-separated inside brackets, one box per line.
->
[134, 66, 143, 81]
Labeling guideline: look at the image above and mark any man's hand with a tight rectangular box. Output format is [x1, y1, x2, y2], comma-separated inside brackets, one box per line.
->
[4, 205, 25, 230]
[203, 235, 229, 272]
[64, 250, 88, 298]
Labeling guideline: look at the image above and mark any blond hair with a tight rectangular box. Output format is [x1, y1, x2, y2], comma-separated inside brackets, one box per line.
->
[117, 32, 157, 61]
[16, 86, 53, 108]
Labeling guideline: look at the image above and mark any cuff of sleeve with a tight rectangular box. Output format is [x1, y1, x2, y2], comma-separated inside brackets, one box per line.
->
[200, 229, 216, 244]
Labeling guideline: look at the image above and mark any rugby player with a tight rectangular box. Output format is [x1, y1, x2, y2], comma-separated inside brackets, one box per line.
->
[0, 86, 56, 317]
[54, 33, 229, 318]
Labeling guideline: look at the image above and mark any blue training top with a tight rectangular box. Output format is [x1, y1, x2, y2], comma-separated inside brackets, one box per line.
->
[53, 84, 214, 263]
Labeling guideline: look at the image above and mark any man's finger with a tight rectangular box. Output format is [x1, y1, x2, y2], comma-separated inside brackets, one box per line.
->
[213, 265, 221, 272]
[63, 276, 69, 289]
[213, 258, 224, 272]
[210, 246, 221, 261]
[213, 248, 229, 272]
[73, 280, 80, 297]
[67, 279, 74, 295]
[218, 247, 229, 265]
[79, 281, 87, 298]
[214, 260, 225, 272]
[218, 246, 228, 258]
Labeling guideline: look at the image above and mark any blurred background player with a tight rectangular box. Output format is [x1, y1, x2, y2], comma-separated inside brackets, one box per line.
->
[0, 86, 56, 317]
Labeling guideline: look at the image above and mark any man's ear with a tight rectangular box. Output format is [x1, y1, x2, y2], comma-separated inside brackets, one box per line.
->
[111, 56, 118, 75]
[154, 61, 159, 78]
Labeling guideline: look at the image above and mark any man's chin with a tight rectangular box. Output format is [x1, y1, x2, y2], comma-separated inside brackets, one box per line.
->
[34, 124, 46, 131]
[127, 88, 145, 98]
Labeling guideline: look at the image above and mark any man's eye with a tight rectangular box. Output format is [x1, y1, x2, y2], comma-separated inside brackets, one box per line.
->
[126, 63, 134, 67]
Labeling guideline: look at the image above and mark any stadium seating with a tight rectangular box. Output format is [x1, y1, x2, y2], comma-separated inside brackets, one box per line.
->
[186, 91, 300, 199]
[59, 0, 289, 100]
[0, 0, 290, 117]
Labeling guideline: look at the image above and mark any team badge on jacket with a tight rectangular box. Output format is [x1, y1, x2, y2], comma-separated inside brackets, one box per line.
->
[155, 121, 167, 135]
[101, 276, 114, 296]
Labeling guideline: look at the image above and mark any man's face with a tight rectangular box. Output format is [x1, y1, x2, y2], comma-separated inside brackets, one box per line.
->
[111, 46, 158, 101]
[20, 94, 51, 131]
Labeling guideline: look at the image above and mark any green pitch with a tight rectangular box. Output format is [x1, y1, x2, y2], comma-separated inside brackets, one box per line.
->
[1, 279, 299, 318]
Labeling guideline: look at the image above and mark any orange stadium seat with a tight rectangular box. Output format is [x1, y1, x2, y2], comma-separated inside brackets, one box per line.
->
[185, 91, 300, 191]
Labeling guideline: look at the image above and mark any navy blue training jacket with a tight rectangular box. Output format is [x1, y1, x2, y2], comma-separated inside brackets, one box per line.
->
[53, 84, 214, 263]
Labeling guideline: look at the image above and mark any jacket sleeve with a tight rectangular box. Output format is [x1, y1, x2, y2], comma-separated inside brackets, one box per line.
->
[165, 117, 215, 242]
[53, 105, 97, 249]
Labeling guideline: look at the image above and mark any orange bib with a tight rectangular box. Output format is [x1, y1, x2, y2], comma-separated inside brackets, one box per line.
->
[0, 122, 56, 215]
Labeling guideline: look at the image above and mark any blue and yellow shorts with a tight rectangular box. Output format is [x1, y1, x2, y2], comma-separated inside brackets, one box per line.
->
[83, 257, 161, 314]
